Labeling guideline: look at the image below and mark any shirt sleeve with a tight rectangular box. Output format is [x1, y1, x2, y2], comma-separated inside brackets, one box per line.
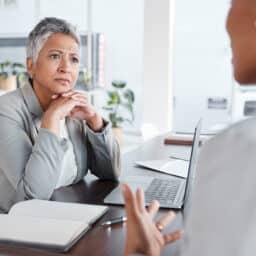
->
[85, 120, 121, 180]
[0, 116, 69, 205]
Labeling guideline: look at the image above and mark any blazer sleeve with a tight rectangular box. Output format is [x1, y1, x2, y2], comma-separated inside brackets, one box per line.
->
[0, 115, 69, 203]
[85, 121, 121, 180]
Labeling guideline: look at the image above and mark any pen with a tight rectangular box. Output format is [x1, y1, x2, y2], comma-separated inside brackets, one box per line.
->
[101, 216, 127, 226]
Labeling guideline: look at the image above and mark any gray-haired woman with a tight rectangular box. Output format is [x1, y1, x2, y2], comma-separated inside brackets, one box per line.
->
[0, 17, 120, 213]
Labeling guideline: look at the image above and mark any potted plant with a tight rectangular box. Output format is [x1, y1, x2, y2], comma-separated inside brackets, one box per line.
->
[104, 80, 135, 144]
[0, 61, 26, 91]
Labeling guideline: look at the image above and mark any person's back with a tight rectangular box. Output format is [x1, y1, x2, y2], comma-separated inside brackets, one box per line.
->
[182, 117, 256, 255]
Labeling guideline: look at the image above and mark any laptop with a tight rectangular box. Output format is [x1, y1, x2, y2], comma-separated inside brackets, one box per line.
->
[104, 119, 202, 209]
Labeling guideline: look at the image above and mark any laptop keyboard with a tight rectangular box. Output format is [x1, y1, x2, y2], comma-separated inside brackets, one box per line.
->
[145, 178, 181, 207]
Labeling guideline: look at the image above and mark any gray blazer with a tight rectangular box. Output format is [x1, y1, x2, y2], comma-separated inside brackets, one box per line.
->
[0, 83, 120, 213]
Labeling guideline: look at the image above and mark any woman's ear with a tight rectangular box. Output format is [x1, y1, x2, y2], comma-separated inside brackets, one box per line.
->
[26, 58, 34, 79]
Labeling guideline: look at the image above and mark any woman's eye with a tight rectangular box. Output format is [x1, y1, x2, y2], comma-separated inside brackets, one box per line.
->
[50, 54, 60, 60]
[71, 57, 79, 64]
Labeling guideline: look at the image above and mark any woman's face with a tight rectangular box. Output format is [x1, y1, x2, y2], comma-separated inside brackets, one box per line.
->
[226, 0, 256, 84]
[27, 33, 80, 95]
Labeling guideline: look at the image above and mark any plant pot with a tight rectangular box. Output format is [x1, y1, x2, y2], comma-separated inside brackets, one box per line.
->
[0, 75, 17, 91]
[112, 127, 123, 145]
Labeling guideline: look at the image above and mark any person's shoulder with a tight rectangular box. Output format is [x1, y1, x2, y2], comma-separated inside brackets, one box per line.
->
[0, 88, 25, 120]
[198, 118, 256, 178]
[206, 118, 256, 148]
[0, 88, 24, 107]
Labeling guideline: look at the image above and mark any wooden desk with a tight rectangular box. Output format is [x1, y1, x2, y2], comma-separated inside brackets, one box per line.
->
[0, 134, 191, 256]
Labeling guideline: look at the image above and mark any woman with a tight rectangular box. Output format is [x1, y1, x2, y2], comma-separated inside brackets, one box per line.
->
[0, 17, 120, 213]
[122, 0, 256, 255]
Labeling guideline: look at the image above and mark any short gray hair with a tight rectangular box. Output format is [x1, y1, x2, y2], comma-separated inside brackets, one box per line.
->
[26, 17, 80, 63]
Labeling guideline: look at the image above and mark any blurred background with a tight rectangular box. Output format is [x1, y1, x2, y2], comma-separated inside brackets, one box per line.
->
[0, 0, 254, 142]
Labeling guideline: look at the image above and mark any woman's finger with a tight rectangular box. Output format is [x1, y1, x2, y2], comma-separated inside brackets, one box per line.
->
[51, 94, 59, 99]
[163, 230, 184, 245]
[71, 99, 88, 107]
[121, 184, 139, 217]
[61, 91, 76, 97]
[147, 200, 160, 219]
[74, 98, 89, 105]
[71, 93, 88, 101]
[136, 188, 146, 213]
[155, 211, 176, 232]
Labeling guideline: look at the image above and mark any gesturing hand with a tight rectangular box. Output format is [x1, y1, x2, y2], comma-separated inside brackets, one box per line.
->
[121, 184, 183, 256]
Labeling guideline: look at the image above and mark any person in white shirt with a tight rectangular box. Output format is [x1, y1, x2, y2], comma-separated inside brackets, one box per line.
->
[121, 0, 256, 255]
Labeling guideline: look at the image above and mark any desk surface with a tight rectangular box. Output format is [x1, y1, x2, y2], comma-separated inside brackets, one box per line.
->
[0, 134, 191, 256]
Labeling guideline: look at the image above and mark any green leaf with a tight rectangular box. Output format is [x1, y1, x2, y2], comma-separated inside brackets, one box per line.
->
[123, 89, 135, 103]
[3, 61, 11, 68]
[0, 61, 25, 77]
[109, 113, 117, 127]
[112, 80, 126, 89]
[107, 101, 114, 106]
[108, 91, 121, 104]
[109, 113, 124, 127]
[104, 80, 135, 127]
[12, 63, 25, 69]
[122, 102, 135, 121]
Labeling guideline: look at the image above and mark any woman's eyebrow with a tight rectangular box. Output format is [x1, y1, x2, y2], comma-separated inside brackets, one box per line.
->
[48, 49, 63, 53]
[48, 49, 79, 55]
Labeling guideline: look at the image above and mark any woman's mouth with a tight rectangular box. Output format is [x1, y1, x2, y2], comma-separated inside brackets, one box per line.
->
[55, 78, 70, 85]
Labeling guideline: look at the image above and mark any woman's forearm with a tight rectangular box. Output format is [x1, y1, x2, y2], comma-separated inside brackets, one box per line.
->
[41, 111, 61, 137]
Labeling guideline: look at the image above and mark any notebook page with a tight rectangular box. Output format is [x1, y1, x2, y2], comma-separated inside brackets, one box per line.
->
[135, 158, 189, 178]
[9, 200, 108, 224]
[0, 215, 87, 249]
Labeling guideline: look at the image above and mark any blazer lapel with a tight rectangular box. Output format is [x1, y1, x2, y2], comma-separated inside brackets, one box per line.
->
[20, 83, 43, 144]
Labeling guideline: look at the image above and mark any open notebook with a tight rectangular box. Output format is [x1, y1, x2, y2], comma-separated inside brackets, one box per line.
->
[135, 158, 189, 178]
[0, 199, 108, 252]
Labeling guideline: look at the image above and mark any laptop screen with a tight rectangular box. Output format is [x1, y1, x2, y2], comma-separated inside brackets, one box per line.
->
[182, 119, 202, 222]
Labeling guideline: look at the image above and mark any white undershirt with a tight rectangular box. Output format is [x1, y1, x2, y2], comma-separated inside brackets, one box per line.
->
[35, 118, 78, 189]
[55, 119, 78, 189]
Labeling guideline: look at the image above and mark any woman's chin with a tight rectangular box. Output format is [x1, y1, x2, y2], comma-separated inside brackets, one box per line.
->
[234, 69, 256, 85]
[52, 83, 75, 94]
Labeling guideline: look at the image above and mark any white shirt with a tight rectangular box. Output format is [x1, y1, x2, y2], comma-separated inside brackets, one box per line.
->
[182, 118, 256, 256]
[55, 119, 78, 188]
[35, 118, 78, 189]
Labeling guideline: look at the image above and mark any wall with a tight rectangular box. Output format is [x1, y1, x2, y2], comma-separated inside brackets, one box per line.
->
[0, 0, 145, 133]
[0, 0, 88, 34]
[0, 0, 36, 35]
[0, 0, 89, 65]
[0, 0, 175, 135]
[142, 0, 174, 136]
[91, 0, 144, 132]
[172, 0, 232, 133]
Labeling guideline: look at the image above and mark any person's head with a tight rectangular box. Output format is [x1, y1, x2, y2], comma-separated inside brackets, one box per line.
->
[26, 17, 81, 96]
[226, 0, 256, 84]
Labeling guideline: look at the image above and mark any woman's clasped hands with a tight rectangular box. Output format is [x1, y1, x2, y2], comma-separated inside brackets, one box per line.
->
[42, 91, 104, 136]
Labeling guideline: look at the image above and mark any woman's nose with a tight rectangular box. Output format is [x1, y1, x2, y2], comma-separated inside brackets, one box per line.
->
[58, 57, 71, 73]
